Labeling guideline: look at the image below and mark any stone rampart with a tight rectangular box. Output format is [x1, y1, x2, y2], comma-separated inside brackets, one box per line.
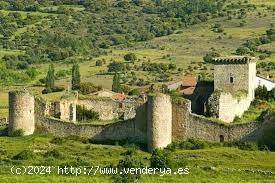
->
[208, 92, 253, 122]
[147, 94, 172, 152]
[36, 117, 146, 143]
[6, 90, 266, 151]
[172, 99, 262, 142]
[8, 91, 35, 135]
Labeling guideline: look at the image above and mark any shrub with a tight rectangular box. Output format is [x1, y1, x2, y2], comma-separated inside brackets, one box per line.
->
[50, 137, 64, 145]
[10, 129, 24, 137]
[42, 86, 65, 94]
[255, 85, 268, 100]
[124, 53, 137, 62]
[203, 52, 220, 63]
[178, 138, 209, 150]
[128, 89, 140, 96]
[150, 149, 171, 168]
[260, 120, 275, 151]
[121, 85, 131, 94]
[236, 46, 251, 55]
[79, 82, 102, 95]
[55, 69, 70, 79]
[76, 105, 99, 121]
[108, 61, 124, 72]
[114, 153, 143, 183]
[44, 149, 62, 158]
[96, 60, 103, 66]
[13, 150, 35, 160]
[236, 142, 259, 151]
[26, 67, 39, 79]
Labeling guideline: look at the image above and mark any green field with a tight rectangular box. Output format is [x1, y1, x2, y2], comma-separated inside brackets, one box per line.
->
[0, 133, 274, 182]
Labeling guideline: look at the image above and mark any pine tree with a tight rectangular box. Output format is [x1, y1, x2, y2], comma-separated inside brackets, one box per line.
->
[72, 63, 81, 90]
[45, 64, 55, 91]
[112, 72, 121, 92]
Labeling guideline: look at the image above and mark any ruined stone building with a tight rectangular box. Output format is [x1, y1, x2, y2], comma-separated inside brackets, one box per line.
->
[5, 56, 274, 152]
[207, 56, 257, 122]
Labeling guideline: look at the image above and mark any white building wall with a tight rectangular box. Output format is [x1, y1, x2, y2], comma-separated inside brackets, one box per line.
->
[256, 76, 275, 91]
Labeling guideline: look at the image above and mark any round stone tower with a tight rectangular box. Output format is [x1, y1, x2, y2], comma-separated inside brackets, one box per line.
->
[8, 90, 35, 136]
[147, 93, 172, 152]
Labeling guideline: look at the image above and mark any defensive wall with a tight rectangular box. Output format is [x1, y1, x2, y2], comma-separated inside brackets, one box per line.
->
[208, 56, 257, 122]
[6, 90, 269, 151]
[207, 91, 253, 122]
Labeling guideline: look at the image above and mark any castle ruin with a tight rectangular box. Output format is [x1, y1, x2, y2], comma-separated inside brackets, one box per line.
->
[207, 56, 256, 122]
[5, 56, 273, 152]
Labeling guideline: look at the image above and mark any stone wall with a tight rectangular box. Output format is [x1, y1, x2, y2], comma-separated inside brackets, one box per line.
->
[207, 92, 253, 123]
[256, 76, 275, 91]
[218, 93, 252, 122]
[77, 97, 141, 121]
[36, 117, 146, 143]
[187, 114, 260, 142]
[171, 100, 261, 142]
[214, 63, 256, 98]
[8, 91, 35, 135]
[172, 99, 191, 141]
[7, 90, 265, 151]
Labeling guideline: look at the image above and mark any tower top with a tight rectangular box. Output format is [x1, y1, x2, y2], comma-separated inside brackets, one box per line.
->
[211, 56, 256, 64]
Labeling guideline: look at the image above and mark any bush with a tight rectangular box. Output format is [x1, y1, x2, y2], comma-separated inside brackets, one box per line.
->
[124, 53, 137, 62]
[55, 69, 70, 79]
[10, 129, 24, 137]
[108, 61, 124, 72]
[178, 138, 209, 150]
[128, 89, 140, 96]
[79, 82, 102, 95]
[236, 46, 251, 55]
[260, 119, 275, 151]
[50, 137, 64, 145]
[76, 105, 99, 121]
[236, 142, 259, 151]
[114, 153, 143, 183]
[44, 149, 62, 158]
[42, 86, 65, 94]
[13, 150, 35, 160]
[255, 85, 268, 100]
[25, 67, 39, 79]
[203, 52, 220, 63]
[150, 149, 171, 168]
[96, 60, 103, 66]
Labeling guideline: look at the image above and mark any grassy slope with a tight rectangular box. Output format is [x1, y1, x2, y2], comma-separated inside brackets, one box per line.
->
[0, 0, 274, 120]
[0, 134, 274, 182]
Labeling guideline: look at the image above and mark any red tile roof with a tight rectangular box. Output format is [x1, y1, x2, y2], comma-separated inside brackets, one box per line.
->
[112, 93, 126, 101]
[182, 76, 197, 87]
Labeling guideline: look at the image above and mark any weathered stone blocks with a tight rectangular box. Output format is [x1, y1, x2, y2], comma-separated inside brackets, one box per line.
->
[8, 91, 35, 136]
[147, 94, 172, 152]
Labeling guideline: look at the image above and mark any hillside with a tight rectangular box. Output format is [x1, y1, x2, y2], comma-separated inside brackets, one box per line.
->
[0, 0, 274, 89]
[0, 133, 274, 182]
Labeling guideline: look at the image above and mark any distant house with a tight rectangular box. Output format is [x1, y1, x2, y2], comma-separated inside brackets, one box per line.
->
[256, 76, 275, 91]
[162, 76, 197, 92]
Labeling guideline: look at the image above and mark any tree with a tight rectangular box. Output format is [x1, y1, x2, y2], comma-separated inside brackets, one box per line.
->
[236, 46, 251, 55]
[255, 85, 268, 100]
[203, 52, 220, 63]
[45, 64, 55, 90]
[112, 72, 121, 92]
[107, 61, 124, 72]
[124, 53, 137, 62]
[72, 63, 81, 90]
